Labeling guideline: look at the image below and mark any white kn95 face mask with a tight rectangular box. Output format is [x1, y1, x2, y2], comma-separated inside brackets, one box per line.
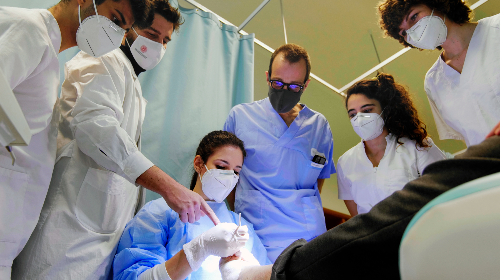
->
[405, 9, 447, 50]
[76, 0, 126, 57]
[201, 165, 239, 203]
[350, 112, 385, 141]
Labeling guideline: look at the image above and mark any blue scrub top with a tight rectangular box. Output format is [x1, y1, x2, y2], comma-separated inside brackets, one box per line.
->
[113, 199, 271, 280]
[224, 98, 335, 262]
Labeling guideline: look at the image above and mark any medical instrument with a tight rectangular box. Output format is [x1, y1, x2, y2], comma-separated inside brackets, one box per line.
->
[234, 213, 244, 238]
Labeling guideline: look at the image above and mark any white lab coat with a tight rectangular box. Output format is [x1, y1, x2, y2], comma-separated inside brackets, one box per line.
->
[12, 49, 154, 280]
[337, 135, 446, 214]
[425, 13, 500, 147]
[0, 7, 61, 278]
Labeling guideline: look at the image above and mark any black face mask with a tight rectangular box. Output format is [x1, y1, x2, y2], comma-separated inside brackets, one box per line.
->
[268, 86, 303, 113]
[120, 44, 146, 76]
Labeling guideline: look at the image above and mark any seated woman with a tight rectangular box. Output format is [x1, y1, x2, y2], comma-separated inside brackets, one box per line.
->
[337, 73, 446, 216]
[113, 131, 271, 280]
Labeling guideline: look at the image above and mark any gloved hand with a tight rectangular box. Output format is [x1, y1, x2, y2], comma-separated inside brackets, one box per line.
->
[183, 222, 249, 271]
[219, 248, 260, 280]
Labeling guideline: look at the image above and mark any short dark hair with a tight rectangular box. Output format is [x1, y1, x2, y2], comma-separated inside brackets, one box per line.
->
[147, 0, 183, 32]
[189, 131, 246, 190]
[268, 43, 311, 83]
[378, 0, 472, 49]
[345, 73, 430, 149]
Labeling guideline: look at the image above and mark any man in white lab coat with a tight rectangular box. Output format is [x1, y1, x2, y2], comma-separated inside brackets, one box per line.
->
[0, 0, 151, 278]
[13, 1, 219, 279]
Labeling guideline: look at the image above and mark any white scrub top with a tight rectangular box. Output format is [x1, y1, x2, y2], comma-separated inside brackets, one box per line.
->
[337, 135, 446, 215]
[12, 49, 154, 280]
[425, 13, 500, 147]
[0, 7, 61, 277]
[224, 98, 335, 262]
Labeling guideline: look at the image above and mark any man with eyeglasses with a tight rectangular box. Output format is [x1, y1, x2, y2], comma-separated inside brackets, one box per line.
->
[223, 43, 335, 262]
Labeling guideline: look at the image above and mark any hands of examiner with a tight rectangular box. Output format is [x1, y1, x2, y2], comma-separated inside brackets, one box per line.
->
[183, 223, 249, 271]
[163, 180, 220, 225]
[219, 248, 261, 280]
[136, 166, 220, 225]
[486, 121, 500, 139]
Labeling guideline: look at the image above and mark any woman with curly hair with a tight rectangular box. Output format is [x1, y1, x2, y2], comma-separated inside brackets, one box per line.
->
[337, 73, 446, 216]
[378, 0, 500, 147]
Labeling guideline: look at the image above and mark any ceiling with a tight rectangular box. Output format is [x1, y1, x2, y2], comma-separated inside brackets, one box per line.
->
[178, 0, 499, 155]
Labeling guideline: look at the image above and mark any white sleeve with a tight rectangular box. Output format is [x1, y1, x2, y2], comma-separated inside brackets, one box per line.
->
[416, 137, 447, 175]
[138, 263, 171, 280]
[68, 54, 153, 183]
[0, 8, 46, 90]
[336, 160, 353, 200]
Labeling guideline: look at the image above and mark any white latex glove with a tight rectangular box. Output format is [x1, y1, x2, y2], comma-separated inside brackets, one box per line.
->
[219, 248, 261, 280]
[183, 222, 249, 271]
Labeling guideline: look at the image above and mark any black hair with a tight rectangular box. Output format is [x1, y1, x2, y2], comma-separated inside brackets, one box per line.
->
[189, 131, 246, 190]
[143, 0, 183, 32]
[91, 0, 154, 29]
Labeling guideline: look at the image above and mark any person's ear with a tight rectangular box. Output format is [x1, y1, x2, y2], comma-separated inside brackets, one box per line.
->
[193, 155, 204, 174]
[77, 0, 89, 9]
[303, 79, 311, 90]
[265, 71, 270, 83]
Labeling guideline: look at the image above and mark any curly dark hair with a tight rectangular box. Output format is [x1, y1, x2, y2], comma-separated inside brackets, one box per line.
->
[345, 73, 430, 148]
[189, 131, 246, 190]
[269, 44, 311, 83]
[378, 0, 473, 48]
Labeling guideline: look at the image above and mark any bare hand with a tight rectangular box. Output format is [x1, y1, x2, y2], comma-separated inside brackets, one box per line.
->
[136, 166, 220, 225]
[163, 182, 220, 225]
[485, 121, 500, 139]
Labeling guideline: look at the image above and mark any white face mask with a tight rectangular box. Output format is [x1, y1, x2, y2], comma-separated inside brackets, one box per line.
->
[76, 0, 126, 57]
[128, 27, 166, 70]
[350, 112, 385, 141]
[200, 165, 239, 203]
[406, 9, 447, 50]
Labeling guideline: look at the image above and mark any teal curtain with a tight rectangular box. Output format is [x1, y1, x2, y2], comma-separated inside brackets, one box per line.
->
[2, 0, 255, 202]
[140, 2, 254, 201]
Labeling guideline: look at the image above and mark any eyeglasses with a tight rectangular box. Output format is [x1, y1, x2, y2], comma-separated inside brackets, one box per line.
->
[269, 80, 304, 93]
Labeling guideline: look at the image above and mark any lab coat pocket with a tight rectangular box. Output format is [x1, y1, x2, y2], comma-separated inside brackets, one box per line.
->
[0, 165, 29, 264]
[0, 166, 29, 242]
[301, 196, 326, 239]
[235, 190, 266, 226]
[76, 167, 137, 234]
